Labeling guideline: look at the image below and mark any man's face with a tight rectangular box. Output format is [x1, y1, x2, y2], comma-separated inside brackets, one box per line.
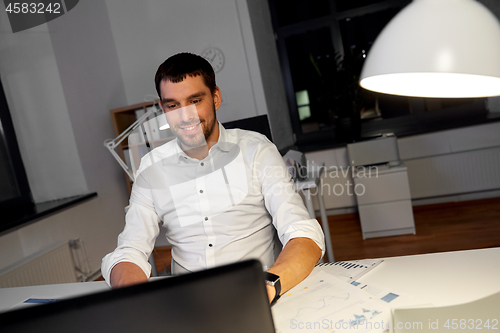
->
[159, 75, 221, 150]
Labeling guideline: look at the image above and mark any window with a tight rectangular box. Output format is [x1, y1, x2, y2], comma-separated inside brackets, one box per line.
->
[269, 0, 498, 150]
[274, 0, 331, 27]
[0, 79, 34, 227]
[0, 79, 97, 234]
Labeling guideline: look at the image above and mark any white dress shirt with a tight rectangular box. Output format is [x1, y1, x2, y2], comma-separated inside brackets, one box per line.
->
[101, 123, 325, 283]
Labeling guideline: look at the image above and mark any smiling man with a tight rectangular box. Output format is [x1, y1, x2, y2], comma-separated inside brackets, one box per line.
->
[102, 53, 325, 304]
[160, 72, 221, 160]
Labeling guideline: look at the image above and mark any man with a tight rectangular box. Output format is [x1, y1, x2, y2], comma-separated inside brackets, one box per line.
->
[102, 52, 325, 304]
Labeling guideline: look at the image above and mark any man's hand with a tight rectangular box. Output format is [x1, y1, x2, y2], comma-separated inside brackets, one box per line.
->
[266, 237, 322, 304]
[110, 262, 148, 288]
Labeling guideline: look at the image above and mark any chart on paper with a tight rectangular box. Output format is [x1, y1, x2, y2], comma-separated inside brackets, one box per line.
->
[271, 271, 391, 333]
[314, 259, 384, 282]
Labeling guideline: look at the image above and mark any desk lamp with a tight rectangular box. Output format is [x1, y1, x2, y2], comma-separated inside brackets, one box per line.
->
[104, 102, 169, 182]
[359, 0, 500, 98]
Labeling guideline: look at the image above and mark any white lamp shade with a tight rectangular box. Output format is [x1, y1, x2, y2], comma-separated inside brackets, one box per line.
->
[359, 0, 500, 98]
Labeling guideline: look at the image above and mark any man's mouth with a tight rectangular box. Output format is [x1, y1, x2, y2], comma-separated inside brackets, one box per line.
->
[179, 122, 201, 134]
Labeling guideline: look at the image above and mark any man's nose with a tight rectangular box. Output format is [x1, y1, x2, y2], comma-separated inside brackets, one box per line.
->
[179, 105, 197, 122]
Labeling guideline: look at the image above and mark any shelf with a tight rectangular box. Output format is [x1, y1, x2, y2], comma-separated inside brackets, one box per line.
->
[0, 193, 98, 235]
[109, 100, 163, 194]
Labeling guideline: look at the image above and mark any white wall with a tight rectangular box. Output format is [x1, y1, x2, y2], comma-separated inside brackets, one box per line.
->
[105, 0, 256, 122]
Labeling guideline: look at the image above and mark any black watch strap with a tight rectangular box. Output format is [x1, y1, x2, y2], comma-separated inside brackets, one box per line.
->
[265, 272, 281, 305]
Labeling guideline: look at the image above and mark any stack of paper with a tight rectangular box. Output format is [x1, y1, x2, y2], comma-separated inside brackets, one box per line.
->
[272, 271, 392, 333]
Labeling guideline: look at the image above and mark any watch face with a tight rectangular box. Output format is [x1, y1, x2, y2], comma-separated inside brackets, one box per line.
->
[202, 48, 225, 73]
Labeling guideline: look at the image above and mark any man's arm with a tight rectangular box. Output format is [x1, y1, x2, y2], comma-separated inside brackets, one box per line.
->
[110, 262, 149, 288]
[265, 237, 322, 303]
[102, 167, 161, 287]
[254, 142, 325, 303]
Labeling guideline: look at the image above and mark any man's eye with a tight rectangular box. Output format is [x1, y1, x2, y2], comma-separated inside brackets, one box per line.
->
[192, 99, 200, 104]
[167, 104, 177, 109]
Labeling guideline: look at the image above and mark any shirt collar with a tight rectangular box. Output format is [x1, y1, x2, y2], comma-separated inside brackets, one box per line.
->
[214, 122, 233, 153]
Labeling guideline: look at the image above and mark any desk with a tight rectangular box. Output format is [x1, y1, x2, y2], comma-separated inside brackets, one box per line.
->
[355, 247, 500, 308]
[295, 163, 334, 262]
[272, 248, 500, 332]
[1, 248, 499, 329]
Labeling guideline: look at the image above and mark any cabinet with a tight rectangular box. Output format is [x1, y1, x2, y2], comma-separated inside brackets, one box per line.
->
[353, 164, 416, 239]
[109, 101, 173, 193]
[347, 133, 416, 239]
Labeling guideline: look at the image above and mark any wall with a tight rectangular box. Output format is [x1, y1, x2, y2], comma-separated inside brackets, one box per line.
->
[105, 0, 254, 120]
[242, 0, 295, 149]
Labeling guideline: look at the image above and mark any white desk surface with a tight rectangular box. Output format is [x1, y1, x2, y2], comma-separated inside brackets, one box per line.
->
[355, 247, 500, 308]
[0, 248, 498, 315]
[0, 280, 109, 313]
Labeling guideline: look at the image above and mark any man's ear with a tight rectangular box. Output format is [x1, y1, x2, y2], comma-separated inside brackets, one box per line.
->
[213, 86, 222, 111]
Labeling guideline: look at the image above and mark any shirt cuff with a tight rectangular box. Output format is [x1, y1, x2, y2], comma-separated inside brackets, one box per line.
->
[281, 219, 326, 261]
[101, 250, 152, 287]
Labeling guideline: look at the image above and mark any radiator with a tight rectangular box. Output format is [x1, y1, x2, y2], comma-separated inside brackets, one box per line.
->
[405, 146, 500, 199]
[0, 241, 79, 288]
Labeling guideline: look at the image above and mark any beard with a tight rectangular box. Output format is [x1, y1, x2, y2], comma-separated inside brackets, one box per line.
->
[172, 104, 217, 150]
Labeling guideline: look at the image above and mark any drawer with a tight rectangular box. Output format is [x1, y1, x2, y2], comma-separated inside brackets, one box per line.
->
[358, 200, 415, 233]
[354, 169, 411, 205]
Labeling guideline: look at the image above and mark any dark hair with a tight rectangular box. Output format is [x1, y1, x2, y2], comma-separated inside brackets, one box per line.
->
[155, 52, 216, 100]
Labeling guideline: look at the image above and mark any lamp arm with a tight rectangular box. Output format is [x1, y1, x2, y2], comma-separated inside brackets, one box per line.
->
[110, 107, 158, 148]
[104, 140, 136, 182]
[103, 103, 161, 183]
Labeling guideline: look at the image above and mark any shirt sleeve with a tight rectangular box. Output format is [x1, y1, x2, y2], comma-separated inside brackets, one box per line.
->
[101, 170, 161, 286]
[256, 141, 326, 259]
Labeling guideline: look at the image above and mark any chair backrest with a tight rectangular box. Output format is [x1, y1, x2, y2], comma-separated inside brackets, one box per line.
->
[223, 114, 273, 143]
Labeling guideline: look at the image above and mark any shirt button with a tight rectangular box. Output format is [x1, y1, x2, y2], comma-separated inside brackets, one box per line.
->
[204, 217, 208, 221]
[209, 244, 213, 247]
[200, 190, 203, 194]
[201, 162, 204, 166]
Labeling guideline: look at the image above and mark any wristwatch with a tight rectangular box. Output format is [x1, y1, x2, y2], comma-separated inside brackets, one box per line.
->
[265, 272, 281, 305]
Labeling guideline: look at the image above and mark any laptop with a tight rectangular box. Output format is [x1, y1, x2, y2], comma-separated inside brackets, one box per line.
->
[0, 259, 276, 333]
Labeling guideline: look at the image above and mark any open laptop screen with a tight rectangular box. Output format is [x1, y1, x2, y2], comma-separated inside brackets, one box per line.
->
[0, 259, 275, 333]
